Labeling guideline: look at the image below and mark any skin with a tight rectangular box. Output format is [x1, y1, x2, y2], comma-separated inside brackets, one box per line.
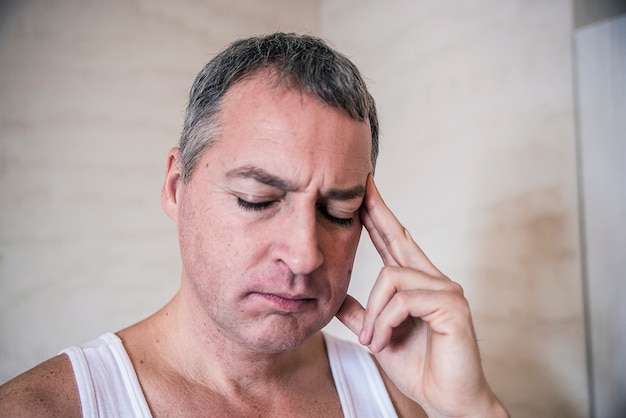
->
[164, 76, 373, 356]
[338, 177, 508, 417]
[0, 73, 507, 417]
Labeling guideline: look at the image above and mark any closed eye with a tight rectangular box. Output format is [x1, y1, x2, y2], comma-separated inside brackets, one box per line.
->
[237, 198, 277, 211]
[318, 207, 354, 227]
[237, 197, 355, 227]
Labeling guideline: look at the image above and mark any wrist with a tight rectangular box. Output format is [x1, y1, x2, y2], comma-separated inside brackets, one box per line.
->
[426, 392, 508, 418]
[463, 392, 509, 418]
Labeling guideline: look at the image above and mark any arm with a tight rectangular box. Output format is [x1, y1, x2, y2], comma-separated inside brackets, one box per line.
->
[336, 175, 508, 417]
[0, 354, 81, 418]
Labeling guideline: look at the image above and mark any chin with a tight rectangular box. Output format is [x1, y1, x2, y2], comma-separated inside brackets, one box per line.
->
[246, 314, 331, 353]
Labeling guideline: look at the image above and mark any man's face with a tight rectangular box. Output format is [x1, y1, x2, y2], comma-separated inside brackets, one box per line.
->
[171, 75, 372, 352]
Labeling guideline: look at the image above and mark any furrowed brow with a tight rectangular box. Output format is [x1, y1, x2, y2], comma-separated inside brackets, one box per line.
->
[325, 185, 366, 201]
[226, 166, 293, 190]
[225, 165, 365, 200]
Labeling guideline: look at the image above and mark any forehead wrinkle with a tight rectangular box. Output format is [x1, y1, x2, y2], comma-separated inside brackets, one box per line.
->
[225, 164, 366, 201]
[225, 165, 294, 191]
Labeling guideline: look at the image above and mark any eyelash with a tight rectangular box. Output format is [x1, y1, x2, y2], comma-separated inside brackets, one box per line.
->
[236, 198, 275, 211]
[324, 212, 354, 227]
[236, 198, 354, 227]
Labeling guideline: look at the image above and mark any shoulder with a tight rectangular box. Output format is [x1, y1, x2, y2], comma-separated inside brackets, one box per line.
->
[372, 355, 428, 418]
[0, 354, 81, 418]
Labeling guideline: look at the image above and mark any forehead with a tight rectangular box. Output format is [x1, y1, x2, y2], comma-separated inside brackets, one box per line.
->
[202, 75, 372, 186]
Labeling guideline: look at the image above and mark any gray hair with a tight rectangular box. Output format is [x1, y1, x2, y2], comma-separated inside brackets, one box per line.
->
[178, 32, 379, 183]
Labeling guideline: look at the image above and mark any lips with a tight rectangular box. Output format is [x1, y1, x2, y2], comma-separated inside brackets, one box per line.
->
[253, 292, 316, 312]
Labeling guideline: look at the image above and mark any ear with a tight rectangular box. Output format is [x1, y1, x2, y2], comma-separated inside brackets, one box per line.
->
[161, 147, 182, 222]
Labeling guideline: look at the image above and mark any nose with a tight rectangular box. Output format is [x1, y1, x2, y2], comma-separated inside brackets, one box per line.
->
[274, 206, 324, 275]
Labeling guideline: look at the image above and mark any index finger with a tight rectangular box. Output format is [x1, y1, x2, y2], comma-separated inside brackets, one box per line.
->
[362, 175, 442, 276]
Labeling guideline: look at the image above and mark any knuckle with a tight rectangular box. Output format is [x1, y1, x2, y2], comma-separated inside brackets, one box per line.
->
[379, 265, 393, 277]
[452, 293, 472, 319]
[449, 280, 464, 296]
[437, 275, 464, 294]
[394, 290, 415, 310]
[378, 265, 401, 283]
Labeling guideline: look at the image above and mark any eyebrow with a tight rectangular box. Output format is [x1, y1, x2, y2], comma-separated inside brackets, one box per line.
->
[225, 165, 366, 201]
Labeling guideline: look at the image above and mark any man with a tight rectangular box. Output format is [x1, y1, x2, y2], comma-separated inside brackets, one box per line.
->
[0, 33, 507, 417]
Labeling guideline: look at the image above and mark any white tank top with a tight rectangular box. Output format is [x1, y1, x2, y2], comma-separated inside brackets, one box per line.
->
[61, 332, 397, 417]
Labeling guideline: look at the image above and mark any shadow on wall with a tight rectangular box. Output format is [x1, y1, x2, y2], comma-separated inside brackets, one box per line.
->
[470, 187, 586, 417]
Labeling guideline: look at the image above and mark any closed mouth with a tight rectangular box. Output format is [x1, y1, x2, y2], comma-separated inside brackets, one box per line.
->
[254, 292, 316, 312]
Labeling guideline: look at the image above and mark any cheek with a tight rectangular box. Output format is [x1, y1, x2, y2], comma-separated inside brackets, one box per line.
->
[321, 227, 362, 274]
[320, 229, 361, 313]
[177, 194, 243, 271]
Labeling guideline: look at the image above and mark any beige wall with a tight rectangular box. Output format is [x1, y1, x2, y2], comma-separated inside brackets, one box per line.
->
[1, 1, 589, 416]
[0, 0, 320, 378]
[321, 2, 588, 417]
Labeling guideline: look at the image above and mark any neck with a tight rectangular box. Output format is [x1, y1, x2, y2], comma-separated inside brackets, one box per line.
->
[145, 290, 326, 397]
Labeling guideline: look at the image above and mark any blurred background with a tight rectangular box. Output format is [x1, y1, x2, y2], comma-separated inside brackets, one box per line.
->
[1, 1, 624, 417]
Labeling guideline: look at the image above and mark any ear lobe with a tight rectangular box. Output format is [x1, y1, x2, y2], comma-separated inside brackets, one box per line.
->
[161, 147, 182, 221]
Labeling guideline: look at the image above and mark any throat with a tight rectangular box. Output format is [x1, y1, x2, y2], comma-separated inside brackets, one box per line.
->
[155, 333, 342, 418]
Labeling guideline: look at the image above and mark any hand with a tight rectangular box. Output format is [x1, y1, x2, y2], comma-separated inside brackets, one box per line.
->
[336, 175, 506, 417]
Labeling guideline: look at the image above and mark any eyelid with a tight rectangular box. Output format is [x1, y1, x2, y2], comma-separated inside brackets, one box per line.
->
[237, 197, 277, 211]
[324, 202, 361, 218]
[235, 191, 359, 227]
[234, 189, 283, 202]
[327, 208, 359, 218]
[321, 211, 355, 227]
[317, 205, 357, 227]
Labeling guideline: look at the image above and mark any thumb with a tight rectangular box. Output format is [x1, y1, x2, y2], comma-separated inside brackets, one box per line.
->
[335, 294, 365, 338]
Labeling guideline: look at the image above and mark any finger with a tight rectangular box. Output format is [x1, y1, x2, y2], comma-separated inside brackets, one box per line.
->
[360, 207, 399, 267]
[360, 176, 414, 267]
[360, 266, 457, 345]
[335, 294, 366, 340]
[369, 289, 472, 353]
[363, 175, 442, 276]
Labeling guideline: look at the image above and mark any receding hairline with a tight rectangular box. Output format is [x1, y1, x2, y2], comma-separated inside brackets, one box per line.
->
[196, 69, 373, 157]
[178, 32, 379, 183]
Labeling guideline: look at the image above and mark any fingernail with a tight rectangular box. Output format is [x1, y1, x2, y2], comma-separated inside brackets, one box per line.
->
[359, 325, 369, 344]
[359, 328, 366, 344]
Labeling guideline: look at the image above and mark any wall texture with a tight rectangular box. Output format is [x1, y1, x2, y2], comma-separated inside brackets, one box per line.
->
[321, 1, 588, 417]
[0, 0, 320, 378]
[1, 1, 590, 417]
